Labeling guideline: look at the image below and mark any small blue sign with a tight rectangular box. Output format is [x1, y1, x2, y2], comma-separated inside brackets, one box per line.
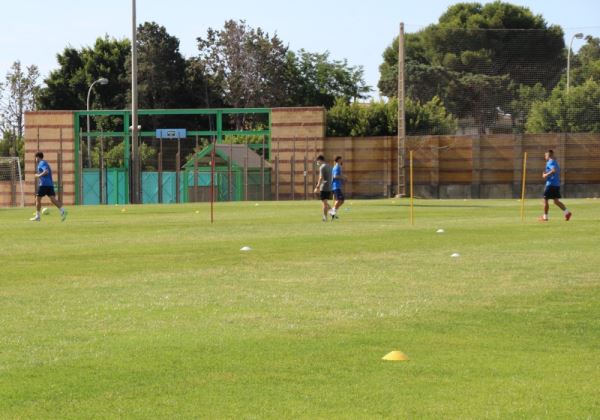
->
[156, 128, 187, 139]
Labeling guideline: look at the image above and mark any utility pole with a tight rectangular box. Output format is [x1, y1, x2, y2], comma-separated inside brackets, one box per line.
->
[131, 0, 139, 203]
[397, 22, 406, 197]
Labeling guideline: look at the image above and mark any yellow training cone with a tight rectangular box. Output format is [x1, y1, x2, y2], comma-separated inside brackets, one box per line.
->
[382, 350, 409, 361]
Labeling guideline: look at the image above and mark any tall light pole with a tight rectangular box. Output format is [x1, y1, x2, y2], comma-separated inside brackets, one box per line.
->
[86, 77, 109, 167]
[131, 0, 139, 203]
[567, 33, 584, 94]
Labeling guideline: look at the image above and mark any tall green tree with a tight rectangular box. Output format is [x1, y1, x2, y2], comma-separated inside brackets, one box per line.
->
[0, 61, 40, 160]
[378, 1, 565, 133]
[196, 20, 369, 109]
[526, 79, 600, 133]
[196, 20, 291, 109]
[569, 35, 600, 87]
[38, 36, 130, 111]
[287, 50, 370, 108]
[135, 22, 189, 110]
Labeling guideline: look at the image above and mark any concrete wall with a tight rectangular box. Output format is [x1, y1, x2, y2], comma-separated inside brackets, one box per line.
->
[0, 181, 19, 206]
[270, 119, 600, 199]
[271, 107, 326, 199]
[23, 111, 75, 205]
[15, 108, 600, 206]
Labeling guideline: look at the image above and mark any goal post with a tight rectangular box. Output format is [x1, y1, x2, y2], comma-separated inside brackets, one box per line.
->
[0, 157, 25, 207]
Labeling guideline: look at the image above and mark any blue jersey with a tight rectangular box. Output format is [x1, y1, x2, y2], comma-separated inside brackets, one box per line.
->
[332, 163, 342, 190]
[37, 160, 54, 187]
[545, 159, 560, 187]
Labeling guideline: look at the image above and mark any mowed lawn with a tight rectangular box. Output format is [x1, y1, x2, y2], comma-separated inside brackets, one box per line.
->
[1, 199, 599, 418]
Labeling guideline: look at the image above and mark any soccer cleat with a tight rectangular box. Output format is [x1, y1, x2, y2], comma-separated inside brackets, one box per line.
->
[322, 216, 327, 222]
[61, 209, 68, 222]
[30, 215, 40, 222]
[565, 211, 572, 221]
[538, 216, 548, 222]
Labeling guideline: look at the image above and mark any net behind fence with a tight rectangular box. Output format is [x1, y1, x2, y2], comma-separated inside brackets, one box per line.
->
[0, 157, 24, 207]
[401, 27, 600, 136]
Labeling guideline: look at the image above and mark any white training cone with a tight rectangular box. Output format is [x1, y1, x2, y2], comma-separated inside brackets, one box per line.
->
[240, 246, 252, 252]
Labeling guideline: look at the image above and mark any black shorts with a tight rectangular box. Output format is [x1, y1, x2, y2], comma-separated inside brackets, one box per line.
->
[37, 186, 56, 197]
[320, 191, 332, 200]
[543, 186, 561, 199]
[333, 189, 345, 201]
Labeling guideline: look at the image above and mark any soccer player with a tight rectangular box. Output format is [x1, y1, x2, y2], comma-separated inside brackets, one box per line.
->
[30, 151, 67, 222]
[540, 149, 571, 222]
[314, 155, 332, 222]
[329, 156, 345, 220]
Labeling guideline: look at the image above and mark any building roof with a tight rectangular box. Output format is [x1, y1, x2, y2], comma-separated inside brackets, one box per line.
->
[183, 144, 271, 170]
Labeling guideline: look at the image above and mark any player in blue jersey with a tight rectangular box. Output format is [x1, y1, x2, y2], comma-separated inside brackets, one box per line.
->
[30, 151, 67, 222]
[328, 156, 345, 220]
[540, 149, 571, 222]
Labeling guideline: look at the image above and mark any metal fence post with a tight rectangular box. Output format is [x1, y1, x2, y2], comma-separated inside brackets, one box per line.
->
[175, 136, 181, 203]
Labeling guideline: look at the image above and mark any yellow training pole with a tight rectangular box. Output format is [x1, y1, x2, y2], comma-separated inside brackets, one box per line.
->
[520, 151, 528, 222]
[410, 150, 414, 225]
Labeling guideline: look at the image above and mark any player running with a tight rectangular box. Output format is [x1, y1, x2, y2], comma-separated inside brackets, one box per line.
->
[540, 149, 571, 222]
[30, 151, 67, 222]
[328, 156, 345, 220]
[314, 155, 332, 222]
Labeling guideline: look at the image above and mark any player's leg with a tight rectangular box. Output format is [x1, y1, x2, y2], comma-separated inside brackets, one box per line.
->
[540, 197, 549, 221]
[48, 188, 67, 221]
[30, 194, 42, 221]
[553, 198, 566, 211]
[334, 190, 344, 211]
[553, 198, 571, 221]
[49, 196, 62, 208]
[329, 190, 343, 219]
[322, 199, 330, 221]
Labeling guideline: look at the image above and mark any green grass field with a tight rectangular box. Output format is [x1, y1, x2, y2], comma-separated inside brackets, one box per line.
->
[1, 199, 599, 418]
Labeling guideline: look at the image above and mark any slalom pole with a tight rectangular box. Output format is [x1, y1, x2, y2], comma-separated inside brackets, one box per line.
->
[520, 151, 528, 222]
[210, 139, 216, 224]
[410, 150, 414, 226]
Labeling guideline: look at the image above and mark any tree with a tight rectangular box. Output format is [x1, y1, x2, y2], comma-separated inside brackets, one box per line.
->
[287, 50, 370, 108]
[569, 35, 600, 87]
[196, 20, 369, 109]
[526, 79, 600, 133]
[90, 140, 156, 169]
[135, 22, 189, 110]
[525, 34, 600, 133]
[38, 37, 130, 112]
[326, 96, 457, 137]
[378, 2, 565, 133]
[0, 61, 40, 160]
[196, 20, 290, 109]
[185, 57, 226, 109]
[508, 82, 547, 131]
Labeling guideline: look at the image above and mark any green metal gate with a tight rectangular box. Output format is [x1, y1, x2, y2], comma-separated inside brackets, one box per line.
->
[82, 168, 127, 205]
[74, 108, 272, 205]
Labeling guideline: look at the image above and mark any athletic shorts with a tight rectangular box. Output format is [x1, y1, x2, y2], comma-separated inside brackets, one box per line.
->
[543, 185, 561, 199]
[36, 186, 56, 197]
[333, 189, 345, 201]
[320, 191, 332, 200]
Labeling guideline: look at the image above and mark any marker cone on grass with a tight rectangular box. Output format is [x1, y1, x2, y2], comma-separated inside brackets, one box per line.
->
[382, 350, 409, 361]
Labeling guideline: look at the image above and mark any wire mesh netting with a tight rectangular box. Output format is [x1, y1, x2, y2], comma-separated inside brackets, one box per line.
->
[0, 156, 24, 207]
[402, 27, 600, 136]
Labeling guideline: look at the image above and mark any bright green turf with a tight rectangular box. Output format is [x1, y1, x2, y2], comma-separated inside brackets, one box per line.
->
[1, 199, 599, 418]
